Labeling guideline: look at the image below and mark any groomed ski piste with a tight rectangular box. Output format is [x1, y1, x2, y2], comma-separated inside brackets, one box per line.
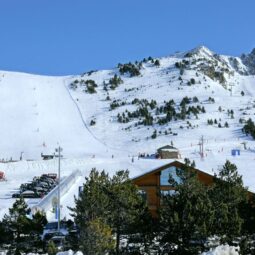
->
[1, 46, 255, 221]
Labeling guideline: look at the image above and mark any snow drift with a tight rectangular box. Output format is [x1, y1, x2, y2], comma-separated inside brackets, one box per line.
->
[202, 245, 239, 255]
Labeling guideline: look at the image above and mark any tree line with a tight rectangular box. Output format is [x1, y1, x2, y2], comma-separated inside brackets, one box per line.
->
[116, 96, 206, 127]
[71, 160, 255, 255]
[1, 160, 255, 254]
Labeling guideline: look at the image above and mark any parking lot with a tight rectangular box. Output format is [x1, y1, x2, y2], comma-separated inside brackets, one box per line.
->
[12, 173, 58, 199]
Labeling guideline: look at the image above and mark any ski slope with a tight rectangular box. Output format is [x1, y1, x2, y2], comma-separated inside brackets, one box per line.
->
[0, 71, 109, 160]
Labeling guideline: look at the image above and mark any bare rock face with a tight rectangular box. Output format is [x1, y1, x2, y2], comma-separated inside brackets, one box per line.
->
[241, 48, 255, 75]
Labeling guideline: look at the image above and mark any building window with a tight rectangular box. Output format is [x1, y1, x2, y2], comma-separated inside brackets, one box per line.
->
[160, 190, 176, 197]
[138, 190, 147, 201]
[160, 166, 182, 186]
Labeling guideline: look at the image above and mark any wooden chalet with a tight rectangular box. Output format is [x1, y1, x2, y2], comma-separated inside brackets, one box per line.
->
[132, 161, 214, 217]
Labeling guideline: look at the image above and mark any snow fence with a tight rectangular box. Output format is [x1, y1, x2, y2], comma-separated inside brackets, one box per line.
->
[32, 170, 82, 214]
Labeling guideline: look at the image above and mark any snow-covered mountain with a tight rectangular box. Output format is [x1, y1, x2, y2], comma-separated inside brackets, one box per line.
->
[66, 45, 255, 161]
[241, 48, 255, 75]
[1, 45, 255, 219]
[0, 46, 255, 161]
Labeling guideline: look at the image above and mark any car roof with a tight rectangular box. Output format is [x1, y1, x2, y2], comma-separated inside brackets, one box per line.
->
[22, 190, 35, 194]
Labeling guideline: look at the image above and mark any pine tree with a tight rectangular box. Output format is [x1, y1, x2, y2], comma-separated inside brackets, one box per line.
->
[107, 170, 148, 254]
[159, 161, 213, 254]
[81, 218, 115, 255]
[109, 74, 123, 89]
[190, 78, 196, 84]
[2, 198, 32, 253]
[151, 130, 157, 139]
[30, 211, 47, 250]
[71, 169, 151, 255]
[209, 160, 247, 244]
[70, 169, 111, 254]
[238, 194, 255, 254]
[47, 240, 58, 255]
[71, 169, 110, 224]
[243, 118, 255, 138]
[0, 220, 12, 246]
[154, 59, 160, 66]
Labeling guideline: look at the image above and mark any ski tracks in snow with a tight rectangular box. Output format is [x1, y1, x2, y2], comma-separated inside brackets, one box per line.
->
[62, 78, 132, 154]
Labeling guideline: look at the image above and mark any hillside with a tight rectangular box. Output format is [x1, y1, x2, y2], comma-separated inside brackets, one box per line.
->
[0, 46, 254, 160]
[0, 71, 107, 159]
[1, 45, 255, 219]
[67, 46, 255, 161]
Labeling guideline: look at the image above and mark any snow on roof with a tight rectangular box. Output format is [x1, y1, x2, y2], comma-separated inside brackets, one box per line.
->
[129, 158, 255, 194]
[130, 159, 178, 180]
[22, 190, 35, 194]
[160, 148, 179, 152]
[157, 145, 179, 152]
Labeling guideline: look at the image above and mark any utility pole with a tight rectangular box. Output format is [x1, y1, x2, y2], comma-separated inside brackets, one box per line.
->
[20, 151, 24, 161]
[55, 146, 63, 233]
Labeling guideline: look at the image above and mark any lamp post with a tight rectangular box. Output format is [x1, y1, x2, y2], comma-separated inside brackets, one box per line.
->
[20, 151, 24, 161]
[55, 146, 63, 233]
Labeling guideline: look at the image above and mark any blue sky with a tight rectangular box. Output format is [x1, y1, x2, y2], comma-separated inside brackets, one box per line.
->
[0, 0, 254, 75]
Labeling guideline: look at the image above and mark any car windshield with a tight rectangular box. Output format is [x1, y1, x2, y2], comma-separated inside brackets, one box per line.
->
[45, 222, 58, 229]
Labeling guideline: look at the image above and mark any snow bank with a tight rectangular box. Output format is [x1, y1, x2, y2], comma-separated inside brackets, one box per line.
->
[0, 250, 83, 255]
[0, 246, 240, 255]
[56, 250, 73, 255]
[0, 253, 42, 255]
[202, 245, 239, 255]
[27, 253, 44, 255]
[56, 250, 83, 255]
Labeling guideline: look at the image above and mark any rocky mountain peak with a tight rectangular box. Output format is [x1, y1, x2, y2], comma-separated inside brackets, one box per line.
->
[241, 48, 255, 74]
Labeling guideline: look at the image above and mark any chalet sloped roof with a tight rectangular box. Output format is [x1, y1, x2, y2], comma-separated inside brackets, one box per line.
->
[131, 160, 255, 196]
[131, 160, 179, 181]
[157, 145, 179, 152]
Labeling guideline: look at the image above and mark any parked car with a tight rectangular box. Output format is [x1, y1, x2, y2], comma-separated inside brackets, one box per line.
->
[42, 178, 56, 186]
[40, 181, 51, 187]
[42, 221, 69, 240]
[35, 182, 48, 189]
[12, 192, 21, 198]
[20, 190, 41, 198]
[33, 186, 47, 195]
[20, 182, 34, 192]
[42, 173, 57, 180]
